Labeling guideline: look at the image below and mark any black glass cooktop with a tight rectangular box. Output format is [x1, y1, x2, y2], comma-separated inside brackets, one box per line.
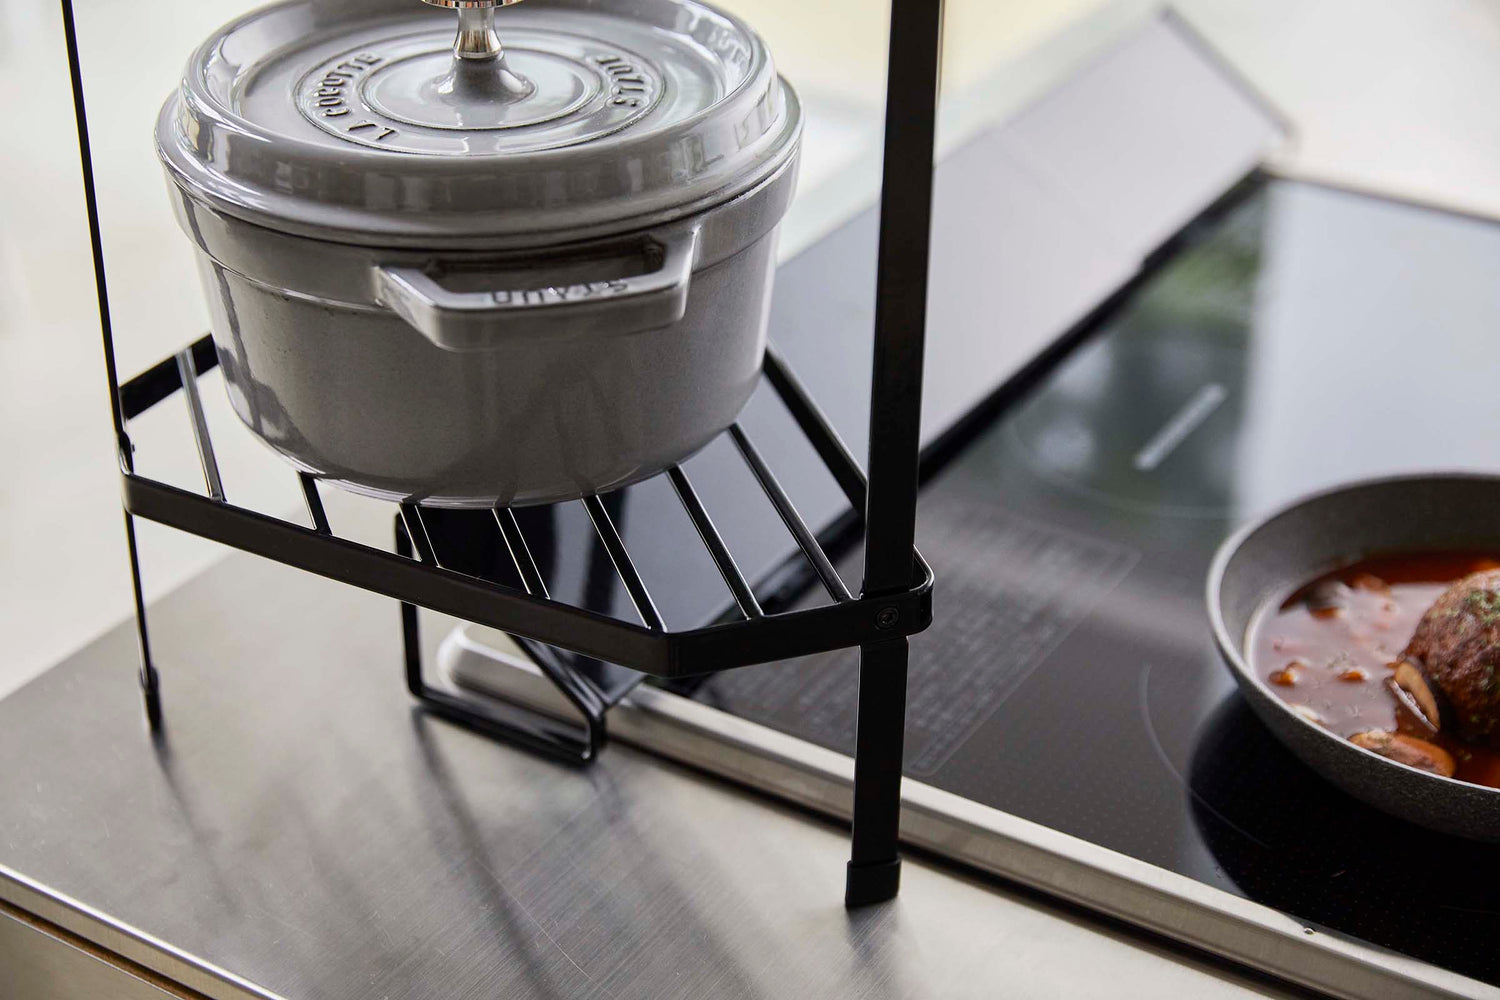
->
[686, 179, 1500, 986]
[429, 164, 1500, 983]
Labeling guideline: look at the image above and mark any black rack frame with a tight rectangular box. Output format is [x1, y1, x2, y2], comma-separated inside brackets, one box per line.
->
[61, 0, 943, 907]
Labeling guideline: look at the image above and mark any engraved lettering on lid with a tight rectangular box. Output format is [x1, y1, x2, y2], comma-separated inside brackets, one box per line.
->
[297, 36, 660, 153]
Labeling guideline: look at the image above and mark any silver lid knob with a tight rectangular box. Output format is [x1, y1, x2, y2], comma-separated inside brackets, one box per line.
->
[421, 0, 534, 102]
[422, 0, 525, 62]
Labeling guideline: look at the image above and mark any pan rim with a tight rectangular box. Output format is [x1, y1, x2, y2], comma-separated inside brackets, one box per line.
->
[1206, 470, 1500, 805]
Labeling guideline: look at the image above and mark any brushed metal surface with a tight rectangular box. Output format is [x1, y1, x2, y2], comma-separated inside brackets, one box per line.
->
[0, 543, 1296, 1000]
[445, 625, 1497, 1000]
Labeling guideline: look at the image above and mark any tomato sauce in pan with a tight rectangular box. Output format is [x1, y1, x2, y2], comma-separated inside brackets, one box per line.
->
[1250, 551, 1500, 789]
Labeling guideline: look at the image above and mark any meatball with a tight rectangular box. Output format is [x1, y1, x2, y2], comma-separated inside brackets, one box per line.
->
[1402, 569, 1500, 747]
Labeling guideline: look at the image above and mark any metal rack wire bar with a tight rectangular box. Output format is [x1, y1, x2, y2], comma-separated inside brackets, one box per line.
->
[493, 508, 550, 598]
[667, 466, 764, 620]
[762, 346, 869, 509]
[125, 336, 217, 422]
[175, 348, 225, 502]
[582, 495, 666, 631]
[522, 648, 610, 725]
[398, 504, 440, 566]
[760, 348, 938, 590]
[727, 423, 853, 603]
[298, 473, 332, 535]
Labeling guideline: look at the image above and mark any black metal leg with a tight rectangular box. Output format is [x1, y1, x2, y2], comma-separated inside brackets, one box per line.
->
[62, 0, 165, 731]
[845, 637, 909, 906]
[394, 520, 424, 699]
[122, 511, 162, 731]
[846, 0, 942, 905]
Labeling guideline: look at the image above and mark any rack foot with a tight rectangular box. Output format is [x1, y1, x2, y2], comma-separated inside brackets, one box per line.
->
[140, 669, 162, 731]
[845, 857, 902, 908]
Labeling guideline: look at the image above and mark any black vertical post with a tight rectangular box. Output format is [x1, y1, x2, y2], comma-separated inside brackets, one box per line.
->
[394, 518, 425, 698]
[845, 0, 943, 908]
[122, 513, 161, 731]
[60, 0, 162, 729]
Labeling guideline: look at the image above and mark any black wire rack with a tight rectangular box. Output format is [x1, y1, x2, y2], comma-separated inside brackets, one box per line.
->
[61, 0, 942, 907]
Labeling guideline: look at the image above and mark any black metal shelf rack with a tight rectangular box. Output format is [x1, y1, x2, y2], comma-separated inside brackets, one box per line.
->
[61, 0, 943, 908]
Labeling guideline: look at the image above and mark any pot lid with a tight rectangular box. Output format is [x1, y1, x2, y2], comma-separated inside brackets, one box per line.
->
[157, 0, 800, 245]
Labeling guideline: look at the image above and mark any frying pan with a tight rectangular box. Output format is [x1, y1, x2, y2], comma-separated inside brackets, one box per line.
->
[1207, 472, 1500, 840]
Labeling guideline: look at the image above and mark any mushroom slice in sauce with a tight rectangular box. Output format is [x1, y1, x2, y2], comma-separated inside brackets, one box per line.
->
[1349, 730, 1456, 777]
[1306, 580, 1351, 619]
[1389, 660, 1442, 733]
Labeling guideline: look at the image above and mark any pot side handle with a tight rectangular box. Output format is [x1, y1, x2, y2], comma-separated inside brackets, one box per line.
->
[375, 227, 698, 351]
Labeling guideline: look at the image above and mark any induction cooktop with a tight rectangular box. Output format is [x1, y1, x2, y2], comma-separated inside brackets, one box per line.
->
[446, 174, 1500, 998]
[434, 15, 1500, 994]
[678, 176, 1500, 986]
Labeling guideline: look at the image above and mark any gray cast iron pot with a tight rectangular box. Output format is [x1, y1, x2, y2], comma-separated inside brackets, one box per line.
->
[168, 171, 796, 507]
[156, 0, 802, 508]
[1207, 473, 1500, 841]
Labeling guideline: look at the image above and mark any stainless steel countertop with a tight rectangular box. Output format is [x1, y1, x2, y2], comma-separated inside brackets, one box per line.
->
[0, 542, 1302, 999]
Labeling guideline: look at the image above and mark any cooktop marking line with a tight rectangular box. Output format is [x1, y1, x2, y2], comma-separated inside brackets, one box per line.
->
[1133, 382, 1228, 471]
